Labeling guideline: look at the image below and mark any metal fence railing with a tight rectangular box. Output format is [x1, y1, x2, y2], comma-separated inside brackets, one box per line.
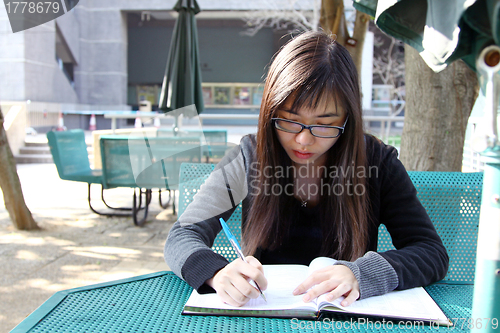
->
[25, 102, 61, 129]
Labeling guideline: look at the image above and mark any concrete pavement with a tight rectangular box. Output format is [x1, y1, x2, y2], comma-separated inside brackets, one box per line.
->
[0, 162, 176, 333]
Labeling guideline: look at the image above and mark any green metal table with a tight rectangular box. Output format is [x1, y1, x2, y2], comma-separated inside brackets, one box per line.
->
[11, 271, 475, 333]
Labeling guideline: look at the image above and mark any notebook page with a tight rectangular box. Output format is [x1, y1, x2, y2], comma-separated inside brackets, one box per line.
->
[185, 264, 317, 311]
[318, 287, 449, 323]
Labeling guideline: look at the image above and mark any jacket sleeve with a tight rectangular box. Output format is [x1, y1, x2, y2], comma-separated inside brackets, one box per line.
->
[164, 145, 248, 292]
[375, 143, 449, 290]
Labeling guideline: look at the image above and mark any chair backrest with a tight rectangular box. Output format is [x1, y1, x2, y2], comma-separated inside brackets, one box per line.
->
[46, 129, 92, 180]
[178, 163, 242, 261]
[178, 164, 484, 281]
[100, 135, 137, 188]
[101, 136, 202, 190]
[377, 171, 483, 283]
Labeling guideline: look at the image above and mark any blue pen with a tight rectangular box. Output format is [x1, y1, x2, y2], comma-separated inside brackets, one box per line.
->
[219, 218, 267, 302]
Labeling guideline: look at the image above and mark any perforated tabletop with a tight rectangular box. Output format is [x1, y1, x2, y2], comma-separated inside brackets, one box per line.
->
[12, 271, 473, 333]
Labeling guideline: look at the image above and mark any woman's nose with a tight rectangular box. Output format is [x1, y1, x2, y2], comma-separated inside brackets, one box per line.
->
[295, 129, 315, 146]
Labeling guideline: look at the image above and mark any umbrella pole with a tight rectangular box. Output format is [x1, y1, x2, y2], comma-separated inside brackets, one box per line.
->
[173, 115, 179, 136]
[471, 45, 500, 333]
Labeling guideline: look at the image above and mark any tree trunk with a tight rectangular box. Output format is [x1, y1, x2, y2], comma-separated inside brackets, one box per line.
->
[320, 0, 369, 74]
[344, 10, 370, 74]
[0, 107, 39, 230]
[320, 0, 347, 45]
[400, 45, 480, 171]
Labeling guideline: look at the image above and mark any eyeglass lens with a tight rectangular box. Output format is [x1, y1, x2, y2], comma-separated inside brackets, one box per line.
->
[274, 119, 341, 138]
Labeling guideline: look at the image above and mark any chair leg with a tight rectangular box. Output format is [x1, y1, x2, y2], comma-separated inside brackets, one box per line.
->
[137, 188, 143, 208]
[101, 186, 133, 211]
[147, 189, 153, 206]
[87, 184, 131, 217]
[172, 190, 176, 215]
[133, 188, 151, 227]
[159, 189, 172, 209]
[133, 188, 149, 211]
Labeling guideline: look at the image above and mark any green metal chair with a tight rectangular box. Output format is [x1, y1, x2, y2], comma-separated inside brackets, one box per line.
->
[178, 163, 483, 283]
[377, 171, 483, 283]
[47, 129, 133, 217]
[101, 136, 203, 225]
[178, 163, 242, 261]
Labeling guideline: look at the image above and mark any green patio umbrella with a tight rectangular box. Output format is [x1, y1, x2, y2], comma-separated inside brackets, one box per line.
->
[159, 0, 204, 118]
[135, 0, 205, 213]
[353, 0, 500, 72]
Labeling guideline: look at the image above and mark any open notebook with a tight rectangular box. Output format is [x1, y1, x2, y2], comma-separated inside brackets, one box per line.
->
[183, 257, 451, 326]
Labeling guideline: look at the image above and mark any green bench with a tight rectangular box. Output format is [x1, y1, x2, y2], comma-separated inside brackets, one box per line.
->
[178, 163, 483, 283]
[47, 130, 204, 225]
[47, 129, 134, 217]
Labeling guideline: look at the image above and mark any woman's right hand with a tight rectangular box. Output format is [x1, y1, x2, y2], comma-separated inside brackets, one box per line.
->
[206, 256, 268, 307]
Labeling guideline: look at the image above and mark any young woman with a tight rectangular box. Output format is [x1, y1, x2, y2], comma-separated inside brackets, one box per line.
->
[164, 31, 448, 307]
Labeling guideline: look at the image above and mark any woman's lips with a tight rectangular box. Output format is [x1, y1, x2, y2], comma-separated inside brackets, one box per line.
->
[293, 150, 314, 159]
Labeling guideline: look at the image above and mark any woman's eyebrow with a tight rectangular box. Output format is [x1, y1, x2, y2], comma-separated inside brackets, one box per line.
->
[317, 112, 339, 118]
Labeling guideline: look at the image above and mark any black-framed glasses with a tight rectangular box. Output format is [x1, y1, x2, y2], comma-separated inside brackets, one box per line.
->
[271, 116, 348, 138]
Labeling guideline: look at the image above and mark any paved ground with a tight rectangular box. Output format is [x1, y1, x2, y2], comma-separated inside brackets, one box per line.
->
[0, 163, 178, 332]
[1, 125, 256, 332]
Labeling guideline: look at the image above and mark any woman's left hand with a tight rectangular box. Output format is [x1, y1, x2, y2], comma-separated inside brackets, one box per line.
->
[293, 265, 359, 306]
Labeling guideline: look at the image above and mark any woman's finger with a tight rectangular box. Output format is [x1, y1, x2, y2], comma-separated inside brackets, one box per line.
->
[219, 283, 250, 307]
[324, 283, 352, 302]
[340, 288, 360, 307]
[211, 258, 267, 306]
[245, 256, 265, 273]
[293, 270, 328, 296]
[235, 258, 268, 291]
[302, 278, 340, 302]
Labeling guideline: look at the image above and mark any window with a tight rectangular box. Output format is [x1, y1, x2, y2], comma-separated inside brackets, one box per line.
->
[202, 83, 263, 108]
[55, 24, 77, 87]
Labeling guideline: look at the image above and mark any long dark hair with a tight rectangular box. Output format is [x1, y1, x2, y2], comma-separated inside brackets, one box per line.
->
[243, 31, 369, 261]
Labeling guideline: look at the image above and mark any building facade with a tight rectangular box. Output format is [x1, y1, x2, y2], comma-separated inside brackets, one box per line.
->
[1, 1, 301, 108]
[1, 0, 370, 131]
